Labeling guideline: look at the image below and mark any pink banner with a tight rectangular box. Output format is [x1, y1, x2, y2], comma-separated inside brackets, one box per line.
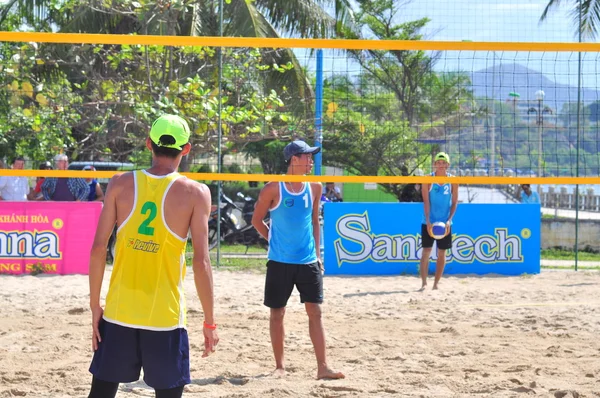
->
[0, 201, 102, 275]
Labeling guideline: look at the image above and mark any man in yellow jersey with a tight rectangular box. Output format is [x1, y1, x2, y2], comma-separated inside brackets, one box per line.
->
[87, 114, 218, 398]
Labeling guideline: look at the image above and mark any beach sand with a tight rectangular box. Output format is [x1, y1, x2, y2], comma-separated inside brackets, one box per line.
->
[1, 269, 599, 397]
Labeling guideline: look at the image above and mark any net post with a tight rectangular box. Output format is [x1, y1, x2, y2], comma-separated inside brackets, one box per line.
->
[215, 0, 224, 267]
[574, 0, 583, 272]
[314, 49, 324, 176]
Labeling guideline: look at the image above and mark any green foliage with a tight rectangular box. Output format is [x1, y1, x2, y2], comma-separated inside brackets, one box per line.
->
[242, 140, 289, 175]
[194, 164, 212, 173]
[227, 163, 243, 174]
[542, 248, 600, 261]
[0, 43, 82, 163]
[344, 1, 476, 126]
[0, 0, 348, 166]
[541, 0, 600, 40]
[321, 75, 430, 200]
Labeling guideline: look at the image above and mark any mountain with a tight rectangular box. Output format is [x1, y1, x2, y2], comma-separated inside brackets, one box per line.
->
[470, 63, 600, 110]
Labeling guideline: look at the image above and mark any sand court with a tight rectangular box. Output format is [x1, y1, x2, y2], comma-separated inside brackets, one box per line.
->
[1, 269, 599, 397]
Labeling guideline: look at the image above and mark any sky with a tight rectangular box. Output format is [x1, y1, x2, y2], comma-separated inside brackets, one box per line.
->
[297, 0, 596, 89]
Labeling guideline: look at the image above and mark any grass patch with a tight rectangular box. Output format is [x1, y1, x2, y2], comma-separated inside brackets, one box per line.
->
[211, 256, 266, 272]
[185, 253, 266, 272]
[541, 214, 571, 221]
[212, 244, 266, 254]
[184, 244, 266, 271]
[186, 241, 265, 254]
[541, 265, 600, 271]
[541, 248, 600, 261]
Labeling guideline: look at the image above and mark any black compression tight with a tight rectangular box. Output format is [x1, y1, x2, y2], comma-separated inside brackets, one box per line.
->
[88, 377, 185, 398]
[88, 377, 118, 398]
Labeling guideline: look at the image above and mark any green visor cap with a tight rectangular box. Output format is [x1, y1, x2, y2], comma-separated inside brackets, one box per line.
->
[149, 114, 190, 150]
[434, 152, 450, 163]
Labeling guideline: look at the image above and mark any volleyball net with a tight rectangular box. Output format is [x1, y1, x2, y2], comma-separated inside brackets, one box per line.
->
[1, 33, 600, 198]
[1, 32, 599, 265]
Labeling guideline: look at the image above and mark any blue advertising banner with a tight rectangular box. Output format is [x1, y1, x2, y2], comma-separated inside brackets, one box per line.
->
[323, 203, 540, 276]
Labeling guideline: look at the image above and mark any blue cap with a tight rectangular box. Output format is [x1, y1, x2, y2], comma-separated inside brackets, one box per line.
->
[283, 140, 321, 161]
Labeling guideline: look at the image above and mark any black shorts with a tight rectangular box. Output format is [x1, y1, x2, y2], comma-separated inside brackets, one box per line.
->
[89, 319, 190, 390]
[264, 260, 323, 308]
[421, 224, 453, 250]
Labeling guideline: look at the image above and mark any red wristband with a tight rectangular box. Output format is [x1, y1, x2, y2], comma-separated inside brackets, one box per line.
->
[203, 321, 217, 330]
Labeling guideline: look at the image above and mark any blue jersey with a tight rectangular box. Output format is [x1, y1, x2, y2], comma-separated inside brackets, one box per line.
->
[268, 182, 317, 264]
[422, 172, 453, 224]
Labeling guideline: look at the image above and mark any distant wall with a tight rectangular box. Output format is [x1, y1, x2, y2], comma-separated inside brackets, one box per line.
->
[542, 219, 600, 251]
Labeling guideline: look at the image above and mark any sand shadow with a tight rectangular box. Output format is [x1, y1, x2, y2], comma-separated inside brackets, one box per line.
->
[343, 290, 409, 298]
[191, 372, 270, 386]
[558, 283, 598, 287]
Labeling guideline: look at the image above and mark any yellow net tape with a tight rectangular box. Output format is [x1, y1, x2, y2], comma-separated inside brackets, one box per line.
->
[1, 32, 600, 52]
[1, 170, 599, 185]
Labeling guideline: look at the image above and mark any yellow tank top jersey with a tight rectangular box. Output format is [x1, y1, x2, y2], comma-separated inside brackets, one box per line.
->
[103, 170, 188, 330]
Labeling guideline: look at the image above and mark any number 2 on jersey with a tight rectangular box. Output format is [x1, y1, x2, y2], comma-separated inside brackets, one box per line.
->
[138, 201, 157, 236]
[443, 185, 450, 195]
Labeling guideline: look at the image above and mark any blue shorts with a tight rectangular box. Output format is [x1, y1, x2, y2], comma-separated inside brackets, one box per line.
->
[89, 319, 190, 390]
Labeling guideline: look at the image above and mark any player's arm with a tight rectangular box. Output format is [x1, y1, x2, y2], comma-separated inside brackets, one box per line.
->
[88, 174, 120, 350]
[448, 183, 459, 224]
[189, 182, 218, 357]
[421, 182, 433, 236]
[421, 182, 431, 220]
[311, 182, 323, 261]
[251, 183, 275, 240]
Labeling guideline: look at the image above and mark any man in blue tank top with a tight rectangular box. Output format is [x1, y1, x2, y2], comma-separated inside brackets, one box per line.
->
[419, 152, 459, 291]
[252, 140, 345, 381]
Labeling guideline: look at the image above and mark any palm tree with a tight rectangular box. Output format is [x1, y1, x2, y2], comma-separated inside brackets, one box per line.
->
[0, 0, 355, 112]
[541, 0, 598, 39]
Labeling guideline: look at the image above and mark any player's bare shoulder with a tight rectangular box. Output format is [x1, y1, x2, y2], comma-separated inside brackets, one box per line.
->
[172, 176, 211, 205]
[262, 181, 279, 192]
[310, 182, 323, 195]
[106, 171, 134, 195]
[259, 181, 279, 200]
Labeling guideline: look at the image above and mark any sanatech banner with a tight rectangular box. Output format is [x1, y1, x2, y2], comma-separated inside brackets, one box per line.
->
[323, 203, 540, 275]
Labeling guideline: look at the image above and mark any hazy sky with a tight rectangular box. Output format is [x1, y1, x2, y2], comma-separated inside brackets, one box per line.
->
[299, 0, 594, 89]
[402, 0, 575, 42]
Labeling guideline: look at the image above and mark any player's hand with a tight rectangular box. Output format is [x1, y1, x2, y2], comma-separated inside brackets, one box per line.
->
[202, 326, 219, 358]
[426, 221, 433, 238]
[317, 258, 324, 273]
[91, 305, 104, 351]
[445, 221, 451, 237]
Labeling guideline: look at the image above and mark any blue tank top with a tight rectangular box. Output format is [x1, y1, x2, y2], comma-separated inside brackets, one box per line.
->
[268, 182, 317, 264]
[422, 172, 453, 224]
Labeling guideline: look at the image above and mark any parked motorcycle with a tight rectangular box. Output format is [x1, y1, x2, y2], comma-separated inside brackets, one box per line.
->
[208, 192, 268, 252]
